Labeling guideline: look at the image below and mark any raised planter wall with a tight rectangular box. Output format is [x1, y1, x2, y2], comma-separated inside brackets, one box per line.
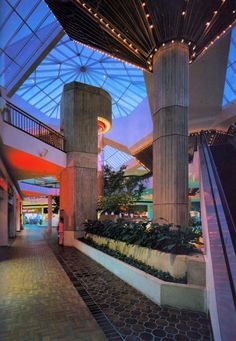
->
[74, 239, 207, 312]
[86, 233, 206, 286]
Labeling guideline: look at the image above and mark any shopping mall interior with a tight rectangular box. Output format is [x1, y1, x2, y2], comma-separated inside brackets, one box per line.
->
[0, 1, 236, 340]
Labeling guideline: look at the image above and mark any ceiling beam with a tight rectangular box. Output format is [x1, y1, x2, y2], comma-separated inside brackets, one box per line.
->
[103, 137, 131, 154]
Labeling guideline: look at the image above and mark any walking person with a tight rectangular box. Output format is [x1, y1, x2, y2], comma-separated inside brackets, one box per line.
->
[58, 217, 64, 246]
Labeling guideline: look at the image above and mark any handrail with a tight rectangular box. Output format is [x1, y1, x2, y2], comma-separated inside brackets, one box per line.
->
[190, 130, 230, 163]
[189, 129, 230, 147]
[200, 134, 236, 340]
[227, 123, 236, 136]
[3, 102, 65, 151]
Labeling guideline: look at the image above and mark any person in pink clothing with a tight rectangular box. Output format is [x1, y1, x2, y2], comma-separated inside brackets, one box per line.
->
[58, 217, 64, 246]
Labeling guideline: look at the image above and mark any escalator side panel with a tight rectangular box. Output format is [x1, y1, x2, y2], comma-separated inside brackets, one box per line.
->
[210, 143, 236, 225]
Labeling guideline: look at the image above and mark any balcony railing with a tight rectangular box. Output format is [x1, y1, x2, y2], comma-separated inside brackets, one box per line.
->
[3, 102, 65, 151]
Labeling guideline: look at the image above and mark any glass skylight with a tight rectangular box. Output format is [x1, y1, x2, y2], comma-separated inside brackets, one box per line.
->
[0, 0, 60, 91]
[222, 27, 236, 106]
[103, 145, 133, 169]
[16, 35, 146, 119]
[20, 176, 59, 188]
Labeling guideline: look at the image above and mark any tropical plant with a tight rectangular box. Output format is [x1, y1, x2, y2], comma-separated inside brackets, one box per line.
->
[98, 165, 150, 214]
[83, 220, 202, 255]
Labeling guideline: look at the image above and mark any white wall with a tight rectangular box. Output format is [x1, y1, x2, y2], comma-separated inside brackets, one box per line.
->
[2, 122, 66, 168]
[105, 97, 153, 148]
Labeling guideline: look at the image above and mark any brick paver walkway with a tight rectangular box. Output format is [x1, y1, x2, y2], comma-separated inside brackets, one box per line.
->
[51, 242, 212, 341]
[0, 227, 212, 341]
[0, 227, 106, 341]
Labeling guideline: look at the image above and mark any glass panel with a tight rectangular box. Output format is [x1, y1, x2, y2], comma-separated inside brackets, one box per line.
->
[16, 33, 146, 119]
[27, 2, 49, 31]
[10, 25, 32, 45]
[21, 86, 41, 100]
[1, 12, 22, 48]
[0, 0, 12, 28]
[222, 27, 236, 107]
[1, 0, 59, 89]
[14, 35, 41, 65]
[224, 82, 235, 103]
[15, 0, 39, 19]
[103, 146, 133, 169]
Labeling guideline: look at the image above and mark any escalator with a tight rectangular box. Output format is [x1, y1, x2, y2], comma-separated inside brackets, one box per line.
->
[199, 134, 236, 341]
[211, 142, 236, 226]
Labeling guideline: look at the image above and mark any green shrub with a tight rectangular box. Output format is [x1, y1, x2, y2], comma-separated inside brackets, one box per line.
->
[83, 220, 202, 255]
[80, 237, 187, 284]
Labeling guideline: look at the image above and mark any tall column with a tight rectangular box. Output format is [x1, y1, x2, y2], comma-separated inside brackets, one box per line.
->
[8, 195, 16, 239]
[16, 198, 21, 232]
[60, 82, 111, 245]
[0, 189, 8, 245]
[47, 195, 52, 234]
[145, 42, 189, 227]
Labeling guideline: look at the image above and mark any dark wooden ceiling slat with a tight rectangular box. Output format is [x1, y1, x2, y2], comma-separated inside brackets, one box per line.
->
[45, 0, 236, 70]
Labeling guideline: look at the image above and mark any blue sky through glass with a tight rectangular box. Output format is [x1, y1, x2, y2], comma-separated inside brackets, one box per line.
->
[222, 27, 236, 107]
[103, 145, 133, 169]
[16, 35, 146, 119]
[0, 0, 59, 89]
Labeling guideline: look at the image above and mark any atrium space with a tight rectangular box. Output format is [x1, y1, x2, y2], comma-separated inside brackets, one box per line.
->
[0, 1, 236, 340]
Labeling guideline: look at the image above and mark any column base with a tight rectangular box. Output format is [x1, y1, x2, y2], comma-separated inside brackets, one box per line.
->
[64, 231, 76, 246]
[153, 203, 189, 227]
[63, 230, 85, 246]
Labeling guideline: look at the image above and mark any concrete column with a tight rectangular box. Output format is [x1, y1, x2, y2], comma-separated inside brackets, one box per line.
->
[0, 190, 8, 246]
[47, 195, 52, 234]
[16, 198, 21, 232]
[8, 194, 16, 239]
[145, 42, 189, 227]
[60, 82, 111, 244]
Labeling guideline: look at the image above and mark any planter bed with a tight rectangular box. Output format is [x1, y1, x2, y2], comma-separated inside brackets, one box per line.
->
[81, 237, 187, 283]
[86, 233, 206, 287]
[73, 238, 207, 312]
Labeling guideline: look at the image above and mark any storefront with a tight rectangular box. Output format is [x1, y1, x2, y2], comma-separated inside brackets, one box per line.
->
[22, 206, 43, 225]
[22, 196, 59, 227]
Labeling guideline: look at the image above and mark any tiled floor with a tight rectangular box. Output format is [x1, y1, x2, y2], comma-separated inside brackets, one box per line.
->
[50, 240, 212, 341]
[0, 227, 212, 341]
[0, 227, 106, 341]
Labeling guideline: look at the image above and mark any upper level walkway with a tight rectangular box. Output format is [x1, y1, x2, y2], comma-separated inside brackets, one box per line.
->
[0, 227, 212, 341]
[0, 100, 66, 181]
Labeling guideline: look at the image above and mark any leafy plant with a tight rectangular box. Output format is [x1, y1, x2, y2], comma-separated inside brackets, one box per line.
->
[83, 220, 202, 255]
[98, 165, 151, 214]
[80, 237, 187, 284]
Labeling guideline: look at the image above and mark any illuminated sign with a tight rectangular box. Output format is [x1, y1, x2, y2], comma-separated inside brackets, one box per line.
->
[22, 207, 42, 214]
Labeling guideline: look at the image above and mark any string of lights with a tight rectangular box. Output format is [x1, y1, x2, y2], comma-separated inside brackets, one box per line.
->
[45, 0, 236, 71]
